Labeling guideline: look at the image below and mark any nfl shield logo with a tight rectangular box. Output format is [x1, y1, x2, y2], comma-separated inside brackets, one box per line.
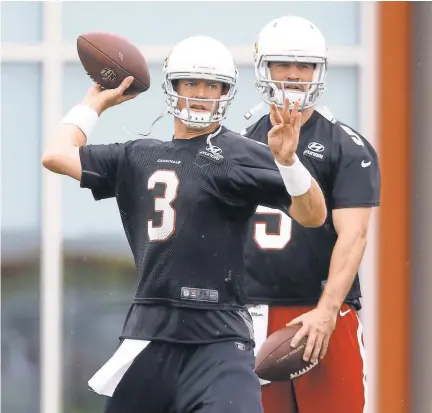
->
[100, 67, 117, 83]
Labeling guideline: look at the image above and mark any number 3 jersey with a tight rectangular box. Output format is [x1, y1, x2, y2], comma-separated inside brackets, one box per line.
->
[242, 108, 381, 310]
[79, 126, 292, 342]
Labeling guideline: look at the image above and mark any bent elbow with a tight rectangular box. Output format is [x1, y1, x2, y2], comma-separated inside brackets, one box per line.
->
[41, 147, 82, 181]
[41, 150, 72, 175]
[313, 204, 327, 227]
[302, 217, 325, 228]
[41, 152, 54, 169]
[301, 205, 327, 228]
[41, 152, 60, 172]
[310, 212, 327, 228]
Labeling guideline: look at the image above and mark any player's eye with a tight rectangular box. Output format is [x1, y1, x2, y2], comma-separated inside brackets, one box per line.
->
[209, 84, 218, 90]
[186, 82, 196, 87]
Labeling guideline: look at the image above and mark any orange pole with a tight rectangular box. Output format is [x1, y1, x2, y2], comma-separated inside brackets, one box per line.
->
[378, 2, 411, 413]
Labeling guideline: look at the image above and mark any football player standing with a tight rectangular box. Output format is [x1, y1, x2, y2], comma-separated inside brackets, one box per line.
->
[242, 16, 380, 413]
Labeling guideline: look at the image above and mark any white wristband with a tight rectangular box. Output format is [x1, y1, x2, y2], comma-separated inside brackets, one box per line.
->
[275, 155, 312, 196]
[60, 105, 99, 138]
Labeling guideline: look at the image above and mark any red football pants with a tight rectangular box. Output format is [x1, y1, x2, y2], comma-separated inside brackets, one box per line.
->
[261, 304, 367, 413]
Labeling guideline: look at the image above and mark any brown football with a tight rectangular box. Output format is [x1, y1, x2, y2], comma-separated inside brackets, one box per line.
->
[255, 325, 318, 381]
[77, 32, 150, 95]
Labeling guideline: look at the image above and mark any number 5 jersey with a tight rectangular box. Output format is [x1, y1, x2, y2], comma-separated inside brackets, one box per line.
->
[241, 108, 380, 311]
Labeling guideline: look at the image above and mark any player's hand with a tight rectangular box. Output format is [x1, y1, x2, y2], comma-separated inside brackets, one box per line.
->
[268, 99, 301, 166]
[286, 307, 337, 363]
[81, 76, 139, 116]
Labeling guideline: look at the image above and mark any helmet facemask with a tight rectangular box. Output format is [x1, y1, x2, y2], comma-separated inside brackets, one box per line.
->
[255, 54, 327, 111]
[163, 72, 237, 129]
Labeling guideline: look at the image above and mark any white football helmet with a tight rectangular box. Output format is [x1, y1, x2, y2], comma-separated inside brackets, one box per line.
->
[254, 16, 328, 111]
[163, 36, 238, 129]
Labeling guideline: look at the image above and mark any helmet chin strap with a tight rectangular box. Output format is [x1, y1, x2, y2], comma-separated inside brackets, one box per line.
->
[179, 108, 212, 129]
[270, 88, 310, 111]
[205, 125, 222, 154]
[122, 108, 169, 138]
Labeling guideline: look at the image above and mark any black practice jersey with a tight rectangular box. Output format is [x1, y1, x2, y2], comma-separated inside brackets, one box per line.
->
[120, 304, 255, 344]
[79, 126, 291, 343]
[242, 108, 380, 310]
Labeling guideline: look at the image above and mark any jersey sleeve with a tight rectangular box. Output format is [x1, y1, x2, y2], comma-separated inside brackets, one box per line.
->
[224, 141, 291, 212]
[240, 114, 270, 143]
[240, 125, 253, 138]
[79, 143, 126, 200]
[331, 126, 381, 209]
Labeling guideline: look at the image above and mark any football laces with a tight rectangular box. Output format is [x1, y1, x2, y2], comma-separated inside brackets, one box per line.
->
[289, 359, 319, 380]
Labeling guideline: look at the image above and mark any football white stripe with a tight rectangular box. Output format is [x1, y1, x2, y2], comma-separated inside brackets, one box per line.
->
[356, 313, 368, 413]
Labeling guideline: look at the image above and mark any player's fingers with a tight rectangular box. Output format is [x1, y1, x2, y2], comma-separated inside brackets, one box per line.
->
[282, 98, 290, 123]
[286, 316, 302, 327]
[294, 110, 302, 134]
[320, 336, 330, 359]
[310, 335, 323, 363]
[269, 103, 277, 125]
[269, 105, 277, 126]
[271, 102, 283, 124]
[290, 324, 308, 348]
[116, 76, 135, 95]
[267, 124, 284, 139]
[302, 332, 317, 361]
[290, 101, 300, 125]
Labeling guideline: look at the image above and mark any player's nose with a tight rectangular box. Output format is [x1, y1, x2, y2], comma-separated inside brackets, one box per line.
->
[190, 81, 205, 97]
[284, 76, 303, 91]
[195, 90, 207, 99]
[286, 73, 301, 82]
